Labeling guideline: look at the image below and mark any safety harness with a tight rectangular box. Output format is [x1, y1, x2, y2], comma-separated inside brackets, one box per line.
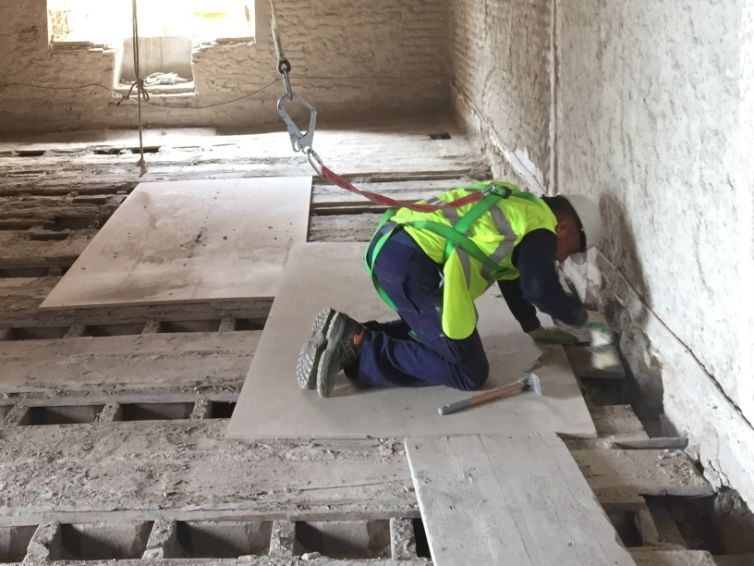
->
[365, 182, 537, 312]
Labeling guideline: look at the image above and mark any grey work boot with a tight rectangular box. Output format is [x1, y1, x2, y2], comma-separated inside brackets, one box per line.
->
[316, 311, 365, 398]
[296, 307, 336, 390]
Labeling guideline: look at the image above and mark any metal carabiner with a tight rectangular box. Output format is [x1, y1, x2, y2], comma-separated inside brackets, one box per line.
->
[276, 92, 318, 154]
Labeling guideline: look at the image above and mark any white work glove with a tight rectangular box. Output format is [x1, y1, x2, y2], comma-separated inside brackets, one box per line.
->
[528, 326, 581, 345]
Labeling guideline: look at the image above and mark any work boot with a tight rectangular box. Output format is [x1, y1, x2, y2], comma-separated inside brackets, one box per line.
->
[316, 311, 365, 398]
[296, 307, 336, 390]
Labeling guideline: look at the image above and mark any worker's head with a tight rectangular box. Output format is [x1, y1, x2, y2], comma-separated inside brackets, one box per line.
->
[543, 194, 602, 263]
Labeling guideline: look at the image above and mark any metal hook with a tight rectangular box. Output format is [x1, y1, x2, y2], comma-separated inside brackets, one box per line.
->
[276, 92, 318, 154]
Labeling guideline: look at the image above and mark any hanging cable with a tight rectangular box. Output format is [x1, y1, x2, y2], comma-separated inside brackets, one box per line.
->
[267, 0, 489, 213]
[118, 0, 149, 175]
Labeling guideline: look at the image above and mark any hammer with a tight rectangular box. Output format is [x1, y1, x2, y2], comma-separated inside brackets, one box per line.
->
[437, 373, 542, 416]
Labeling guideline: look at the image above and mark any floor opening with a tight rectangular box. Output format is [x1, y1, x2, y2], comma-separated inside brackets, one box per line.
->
[412, 518, 431, 558]
[648, 493, 754, 555]
[293, 520, 390, 559]
[166, 521, 272, 558]
[85, 323, 149, 337]
[160, 319, 222, 333]
[0, 525, 37, 563]
[23, 405, 104, 426]
[7, 326, 70, 340]
[607, 511, 644, 547]
[52, 523, 153, 561]
[93, 146, 161, 155]
[0, 267, 51, 278]
[209, 402, 236, 419]
[233, 318, 266, 331]
[120, 402, 194, 421]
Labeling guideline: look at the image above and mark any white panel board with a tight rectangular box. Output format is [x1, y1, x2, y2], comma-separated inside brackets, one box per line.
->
[227, 242, 597, 439]
[406, 434, 636, 566]
[42, 177, 311, 308]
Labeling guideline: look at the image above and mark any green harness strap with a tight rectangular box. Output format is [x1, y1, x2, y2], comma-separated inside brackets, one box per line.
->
[364, 183, 522, 311]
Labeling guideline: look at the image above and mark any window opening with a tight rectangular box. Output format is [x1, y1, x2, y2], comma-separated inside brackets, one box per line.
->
[47, 1, 255, 93]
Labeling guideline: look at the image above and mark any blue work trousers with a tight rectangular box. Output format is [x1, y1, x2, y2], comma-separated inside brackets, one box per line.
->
[355, 229, 489, 391]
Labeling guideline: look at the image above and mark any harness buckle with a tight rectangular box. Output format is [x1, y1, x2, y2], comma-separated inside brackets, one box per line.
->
[484, 183, 512, 198]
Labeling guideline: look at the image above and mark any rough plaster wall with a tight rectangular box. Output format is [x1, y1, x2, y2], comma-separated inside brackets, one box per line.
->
[449, 0, 552, 191]
[557, 1, 754, 506]
[0, 0, 450, 132]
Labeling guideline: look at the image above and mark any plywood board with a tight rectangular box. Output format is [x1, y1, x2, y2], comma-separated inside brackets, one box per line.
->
[227, 242, 597, 439]
[406, 434, 636, 566]
[41, 177, 311, 308]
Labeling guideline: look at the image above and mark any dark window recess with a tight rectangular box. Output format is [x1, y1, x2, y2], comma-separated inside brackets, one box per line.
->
[165, 521, 272, 558]
[429, 132, 452, 140]
[293, 521, 390, 559]
[159, 319, 222, 333]
[120, 402, 194, 422]
[51, 523, 153, 561]
[23, 405, 104, 426]
[0, 525, 38, 563]
[0, 405, 12, 421]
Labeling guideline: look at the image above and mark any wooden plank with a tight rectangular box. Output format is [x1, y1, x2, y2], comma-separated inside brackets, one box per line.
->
[311, 177, 477, 211]
[615, 438, 689, 450]
[573, 449, 714, 497]
[0, 294, 271, 327]
[0, 331, 259, 395]
[0, 421, 413, 527]
[228, 243, 597, 440]
[41, 177, 312, 309]
[566, 405, 650, 449]
[630, 549, 716, 566]
[0, 230, 95, 271]
[405, 434, 635, 566]
[309, 213, 384, 242]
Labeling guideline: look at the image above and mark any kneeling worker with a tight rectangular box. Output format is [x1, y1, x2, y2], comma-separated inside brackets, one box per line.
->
[297, 181, 602, 398]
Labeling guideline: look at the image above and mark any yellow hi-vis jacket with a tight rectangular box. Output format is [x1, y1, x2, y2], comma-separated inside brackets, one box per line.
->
[365, 181, 558, 340]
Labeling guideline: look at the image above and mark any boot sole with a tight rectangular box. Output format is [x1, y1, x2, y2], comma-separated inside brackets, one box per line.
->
[316, 312, 351, 398]
[296, 307, 335, 390]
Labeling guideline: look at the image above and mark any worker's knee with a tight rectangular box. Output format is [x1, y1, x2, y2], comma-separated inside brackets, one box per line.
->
[455, 357, 489, 391]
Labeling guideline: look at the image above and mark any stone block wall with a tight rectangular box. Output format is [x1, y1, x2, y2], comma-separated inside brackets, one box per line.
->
[555, 1, 754, 506]
[0, 0, 450, 132]
[450, 0, 553, 191]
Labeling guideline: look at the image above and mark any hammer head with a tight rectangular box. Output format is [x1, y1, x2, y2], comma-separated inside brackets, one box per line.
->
[523, 373, 543, 396]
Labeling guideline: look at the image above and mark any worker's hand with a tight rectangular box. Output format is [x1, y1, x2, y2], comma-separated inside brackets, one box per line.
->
[583, 311, 615, 345]
[527, 326, 580, 345]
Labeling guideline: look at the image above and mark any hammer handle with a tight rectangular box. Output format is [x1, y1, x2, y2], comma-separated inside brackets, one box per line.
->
[437, 380, 525, 416]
